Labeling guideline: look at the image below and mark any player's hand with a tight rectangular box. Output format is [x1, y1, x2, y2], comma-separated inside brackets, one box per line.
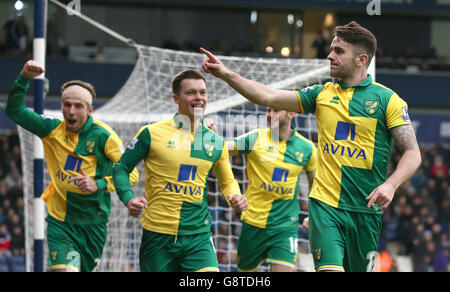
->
[204, 118, 216, 131]
[228, 195, 248, 212]
[366, 182, 396, 211]
[127, 197, 148, 218]
[70, 168, 98, 193]
[21, 60, 45, 79]
[302, 217, 309, 231]
[200, 47, 231, 79]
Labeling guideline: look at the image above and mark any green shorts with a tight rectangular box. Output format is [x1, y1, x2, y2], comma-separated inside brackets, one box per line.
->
[308, 198, 382, 272]
[139, 229, 219, 272]
[237, 222, 298, 272]
[46, 215, 107, 272]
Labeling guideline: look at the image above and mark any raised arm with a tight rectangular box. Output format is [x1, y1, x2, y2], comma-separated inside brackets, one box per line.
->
[366, 124, 421, 211]
[6, 60, 61, 138]
[200, 48, 300, 112]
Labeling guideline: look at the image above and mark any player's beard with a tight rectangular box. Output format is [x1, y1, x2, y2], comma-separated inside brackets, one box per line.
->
[330, 64, 356, 81]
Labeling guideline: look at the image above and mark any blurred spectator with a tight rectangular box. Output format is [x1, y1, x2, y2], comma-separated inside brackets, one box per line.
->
[0, 224, 11, 251]
[47, 11, 68, 58]
[311, 30, 328, 59]
[0, 179, 8, 204]
[431, 155, 448, 180]
[375, 249, 397, 272]
[433, 246, 449, 272]
[9, 225, 24, 253]
[2, 16, 30, 57]
[0, 250, 10, 272]
[9, 248, 26, 272]
[216, 239, 228, 266]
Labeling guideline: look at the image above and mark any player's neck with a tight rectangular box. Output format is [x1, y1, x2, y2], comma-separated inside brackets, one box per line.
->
[175, 113, 202, 132]
[281, 126, 293, 141]
[341, 69, 368, 87]
[191, 116, 203, 132]
[274, 124, 293, 141]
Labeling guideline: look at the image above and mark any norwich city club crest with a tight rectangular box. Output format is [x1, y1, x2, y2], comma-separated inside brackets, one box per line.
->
[51, 250, 58, 262]
[86, 141, 95, 153]
[295, 152, 304, 163]
[364, 100, 380, 115]
[313, 248, 322, 261]
[204, 143, 214, 157]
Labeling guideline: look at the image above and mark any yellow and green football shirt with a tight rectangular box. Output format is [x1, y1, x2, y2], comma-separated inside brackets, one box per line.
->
[6, 73, 139, 224]
[234, 127, 316, 229]
[296, 75, 411, 214]
[113, 115, 241, 236]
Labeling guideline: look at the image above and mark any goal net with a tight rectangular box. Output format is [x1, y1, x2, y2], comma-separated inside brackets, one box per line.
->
[20, 44, 331, 271]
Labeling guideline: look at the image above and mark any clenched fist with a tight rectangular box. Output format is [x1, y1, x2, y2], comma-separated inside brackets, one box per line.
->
[21, 60, 45, 79]
[228, 195, 248, 212]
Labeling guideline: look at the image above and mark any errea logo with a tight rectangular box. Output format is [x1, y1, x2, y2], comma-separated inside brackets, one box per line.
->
[330, 96, 340, 105]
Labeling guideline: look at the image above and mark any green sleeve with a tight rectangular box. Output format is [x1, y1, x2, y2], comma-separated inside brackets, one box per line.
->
[113, 127, 151, 206]
[6, 73, 60, 138]
[296, 84, 325, 114]
[234, 130, 258, 155]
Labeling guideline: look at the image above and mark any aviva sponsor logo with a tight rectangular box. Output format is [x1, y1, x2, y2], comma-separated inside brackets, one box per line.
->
[323, 121, 367, 160]
[177, 164, 198, 181]
[259, 167, 293, 195]
[64, 155, 82, 172]
[163, 164, 203, 196]
[271, 167, 289, 182]
[56, 155, 83, 185]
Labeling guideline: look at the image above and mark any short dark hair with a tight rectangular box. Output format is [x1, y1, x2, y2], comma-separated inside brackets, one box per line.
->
[334, 21, 377, 65]
[172, 70, 206, 95]
[61, 80, 96, 100]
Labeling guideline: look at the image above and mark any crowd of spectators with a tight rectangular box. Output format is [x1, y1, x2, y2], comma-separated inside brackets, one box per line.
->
[379, 141, 450, 272]
[0, 129, 26, 272]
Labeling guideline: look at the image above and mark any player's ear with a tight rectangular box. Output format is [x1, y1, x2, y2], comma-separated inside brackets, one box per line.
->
[356, 53, 369, 67]
[172, 94, 179, 105]
[88, 105, 94, 115]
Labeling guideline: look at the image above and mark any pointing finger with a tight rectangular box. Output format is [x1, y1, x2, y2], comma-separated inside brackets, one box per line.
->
[366, 191, 378, 209]
[80, 168, 88, 176]
[365, 188, 376, 201]
[68, 175, 82, 183]
[200, 47, 215, 59]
